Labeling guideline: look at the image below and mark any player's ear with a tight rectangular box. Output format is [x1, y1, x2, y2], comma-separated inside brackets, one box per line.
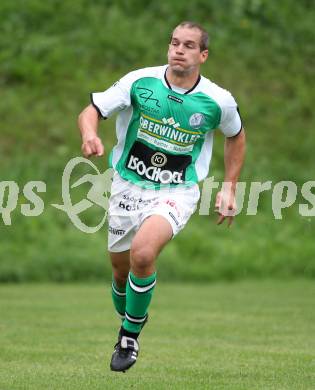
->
[200, 49, 208, 63]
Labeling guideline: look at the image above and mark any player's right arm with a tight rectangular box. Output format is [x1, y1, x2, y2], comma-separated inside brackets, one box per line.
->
[78, 104, 104, 158]
[78, 69, 142, 158]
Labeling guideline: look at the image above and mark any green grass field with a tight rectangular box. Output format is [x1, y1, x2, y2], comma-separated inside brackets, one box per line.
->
[0, 281, 314, 389]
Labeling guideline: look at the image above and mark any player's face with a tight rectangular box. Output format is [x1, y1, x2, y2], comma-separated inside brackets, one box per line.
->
[168, 27, 208, 74]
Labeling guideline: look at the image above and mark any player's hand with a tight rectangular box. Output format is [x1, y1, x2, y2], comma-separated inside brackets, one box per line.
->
[215, 189, 237, 227]
[81, 136, 104, 158]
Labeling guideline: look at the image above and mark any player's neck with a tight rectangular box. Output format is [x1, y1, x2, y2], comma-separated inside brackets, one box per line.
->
[166, 67, 200, 90]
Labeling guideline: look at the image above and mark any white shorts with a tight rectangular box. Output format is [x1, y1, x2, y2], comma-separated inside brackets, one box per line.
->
[107, 172, 200, 252]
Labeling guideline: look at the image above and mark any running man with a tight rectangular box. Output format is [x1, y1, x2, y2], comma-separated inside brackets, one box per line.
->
[78, 21, 246, 372]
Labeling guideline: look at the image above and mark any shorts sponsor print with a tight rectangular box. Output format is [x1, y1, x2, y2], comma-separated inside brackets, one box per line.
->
[107, 173, 200, 252]
[118, 193, 156, 212]
[108, 226, 126, 235]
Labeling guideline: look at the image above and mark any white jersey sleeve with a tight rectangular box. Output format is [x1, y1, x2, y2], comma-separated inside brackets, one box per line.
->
[90, 70, 140, 119]
[218, 92, 242, 137]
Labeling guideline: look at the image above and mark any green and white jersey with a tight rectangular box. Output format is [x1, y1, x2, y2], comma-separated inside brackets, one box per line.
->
[91, 65, 242, 188]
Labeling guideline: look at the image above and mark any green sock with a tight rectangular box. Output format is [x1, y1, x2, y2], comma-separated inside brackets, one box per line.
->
[111, 278, 126, 320]
[122, 271, 157, 334]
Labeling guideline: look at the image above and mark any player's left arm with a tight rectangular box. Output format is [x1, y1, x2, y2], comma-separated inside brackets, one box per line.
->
[215, 90, 246, 226]
[216, 128, 246, 226]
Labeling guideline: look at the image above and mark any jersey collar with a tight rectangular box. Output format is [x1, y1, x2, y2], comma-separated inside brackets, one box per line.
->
[164, 67, 201, 95]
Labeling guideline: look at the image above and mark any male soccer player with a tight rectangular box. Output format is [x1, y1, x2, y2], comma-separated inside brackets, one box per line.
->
[78, 21, 246, 372]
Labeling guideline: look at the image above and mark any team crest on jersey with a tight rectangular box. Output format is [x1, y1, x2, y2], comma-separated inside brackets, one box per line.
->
[189, 113, 205, 129]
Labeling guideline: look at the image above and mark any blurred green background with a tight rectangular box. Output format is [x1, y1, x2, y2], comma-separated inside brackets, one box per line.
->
[0, 0, 314, 282]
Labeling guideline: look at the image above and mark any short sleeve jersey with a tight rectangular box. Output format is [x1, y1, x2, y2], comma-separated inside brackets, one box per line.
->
[91, 65, 242, 188]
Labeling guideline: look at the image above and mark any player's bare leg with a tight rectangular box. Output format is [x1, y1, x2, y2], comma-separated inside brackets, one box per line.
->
[110, 250, 130, 288]
[130, 215, 173, 277]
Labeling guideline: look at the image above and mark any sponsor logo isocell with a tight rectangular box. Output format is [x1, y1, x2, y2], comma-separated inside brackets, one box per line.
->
[127, 155, 183, 184]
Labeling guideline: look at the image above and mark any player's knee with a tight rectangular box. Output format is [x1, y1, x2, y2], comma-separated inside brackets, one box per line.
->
[113, 271, 128, 287]
[111, 262, 129, 285]
[130, 244, 155, 270]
